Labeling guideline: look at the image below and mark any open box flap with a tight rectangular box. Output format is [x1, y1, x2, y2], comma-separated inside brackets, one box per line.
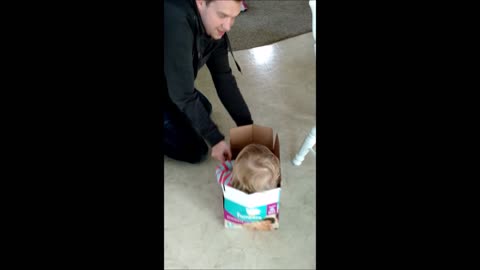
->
[230, 124, 275, 159]
[252, 125, 274, 151]
[274, 133, 282, 186]
[230, 125, 253, 159]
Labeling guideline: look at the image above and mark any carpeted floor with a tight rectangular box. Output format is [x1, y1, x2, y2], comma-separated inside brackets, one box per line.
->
[228, 0, 312, 51]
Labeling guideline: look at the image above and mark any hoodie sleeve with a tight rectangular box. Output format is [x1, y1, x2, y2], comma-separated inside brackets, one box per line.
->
[164, 13, 224, 147]
[206, 38, 253, 127]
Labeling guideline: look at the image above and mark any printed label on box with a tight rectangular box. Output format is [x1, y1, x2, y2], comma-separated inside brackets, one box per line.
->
[267, 203, 278, 215]
[224, 198, 278, 224]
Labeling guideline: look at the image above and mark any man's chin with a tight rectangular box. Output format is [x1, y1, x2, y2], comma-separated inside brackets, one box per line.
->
[206, 33, 220, 40]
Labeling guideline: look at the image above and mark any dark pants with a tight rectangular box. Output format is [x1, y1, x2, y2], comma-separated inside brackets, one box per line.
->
[164, 90, 212, 164]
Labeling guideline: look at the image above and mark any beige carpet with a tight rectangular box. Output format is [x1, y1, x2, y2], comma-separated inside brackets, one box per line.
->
[165, 33, 316, 269]
[228, 0, 312, 51]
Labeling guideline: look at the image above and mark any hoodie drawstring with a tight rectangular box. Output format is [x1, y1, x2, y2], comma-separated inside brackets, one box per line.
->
[225, 33, 242, 74]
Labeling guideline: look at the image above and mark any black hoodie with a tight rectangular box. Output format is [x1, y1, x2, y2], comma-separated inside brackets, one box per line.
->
[164, 0, 253, 147]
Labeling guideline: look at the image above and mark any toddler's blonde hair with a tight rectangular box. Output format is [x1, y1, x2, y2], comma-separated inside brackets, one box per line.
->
[231, 144, 280, 194]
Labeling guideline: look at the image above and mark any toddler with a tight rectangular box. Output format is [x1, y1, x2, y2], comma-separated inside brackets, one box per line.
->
[216, 143, 280, 194]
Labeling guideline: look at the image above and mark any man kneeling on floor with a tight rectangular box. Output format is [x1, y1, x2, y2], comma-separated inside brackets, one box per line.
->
[164, 0, 253, 164]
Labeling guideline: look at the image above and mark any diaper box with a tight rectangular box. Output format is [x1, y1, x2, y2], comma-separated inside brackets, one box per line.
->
[221, 124, 281, 230]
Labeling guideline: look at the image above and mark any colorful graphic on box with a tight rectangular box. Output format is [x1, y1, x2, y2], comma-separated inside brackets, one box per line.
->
[224, 198, 278, 224]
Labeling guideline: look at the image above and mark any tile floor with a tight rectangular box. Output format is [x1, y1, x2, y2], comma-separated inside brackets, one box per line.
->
[165, 33, 316, 269]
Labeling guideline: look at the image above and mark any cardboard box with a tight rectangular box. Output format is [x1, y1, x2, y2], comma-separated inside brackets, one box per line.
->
[221, 124, 281, 230]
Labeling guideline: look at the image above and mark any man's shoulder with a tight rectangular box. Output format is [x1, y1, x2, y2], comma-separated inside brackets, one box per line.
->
[165, 0, 196, 31]
[165, 0, 194, 18]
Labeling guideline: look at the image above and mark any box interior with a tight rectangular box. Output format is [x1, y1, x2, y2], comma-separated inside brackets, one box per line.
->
[229, 124, 281, 187]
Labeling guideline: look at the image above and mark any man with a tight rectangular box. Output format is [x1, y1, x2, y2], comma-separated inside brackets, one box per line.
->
[164, 0, 253, 163]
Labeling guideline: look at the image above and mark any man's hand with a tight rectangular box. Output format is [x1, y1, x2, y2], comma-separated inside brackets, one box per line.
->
[211, 140, 232, 163]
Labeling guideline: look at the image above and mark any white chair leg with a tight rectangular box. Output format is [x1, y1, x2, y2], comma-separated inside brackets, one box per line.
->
[292, 1, 317, 167]
[309, 0, 316, 56]
[292, 127, 316, 166]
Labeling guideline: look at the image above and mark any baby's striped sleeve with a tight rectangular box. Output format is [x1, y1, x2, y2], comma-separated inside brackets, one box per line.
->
[216, 160, 234, 186]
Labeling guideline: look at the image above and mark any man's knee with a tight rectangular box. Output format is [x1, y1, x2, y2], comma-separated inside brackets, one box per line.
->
[182, 129, 209, 163]
[164, 137, 209, 164]
[186, 149, 208, 164]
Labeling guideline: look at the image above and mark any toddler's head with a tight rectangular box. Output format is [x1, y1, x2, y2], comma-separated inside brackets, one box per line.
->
[231, 144, 280, 194]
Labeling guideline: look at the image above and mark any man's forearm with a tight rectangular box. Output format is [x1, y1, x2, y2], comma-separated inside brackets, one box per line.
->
[212, 73, 253, 127]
